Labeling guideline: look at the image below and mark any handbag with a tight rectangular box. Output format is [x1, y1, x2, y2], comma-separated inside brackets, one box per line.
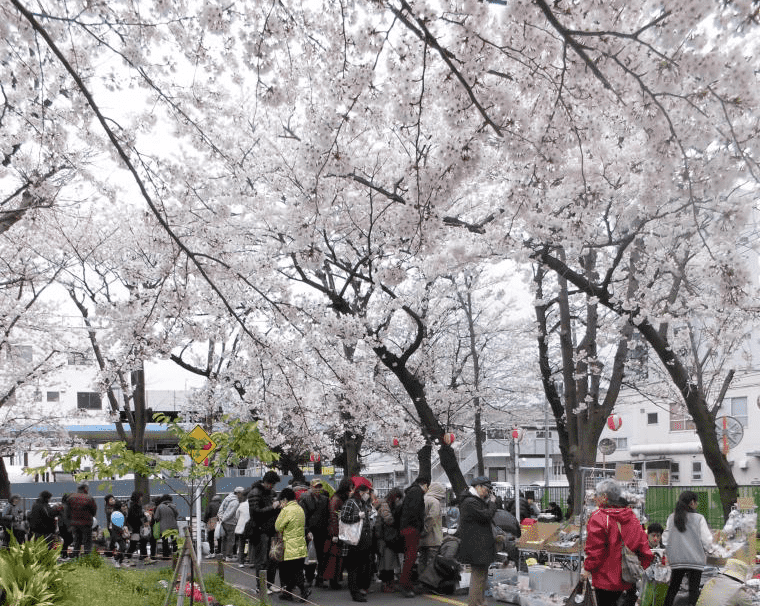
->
[269, 533, 285, 562]
[207, 517, 218, 531]
[616, 522, 644, 583]
[567, 579, 598, 606]
[305, 539, 318, 565]
[338, 518, 363, 546]
[152, 522, 160, 540]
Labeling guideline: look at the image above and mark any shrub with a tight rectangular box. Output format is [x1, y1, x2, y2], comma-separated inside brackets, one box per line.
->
[0, 535, 65, 606]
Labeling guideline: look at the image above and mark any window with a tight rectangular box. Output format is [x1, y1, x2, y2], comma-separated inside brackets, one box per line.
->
[46, 391, 60, 402]
[729, 396, 748, 428]
[613, 437, 628, 450]
[647, 413, 658, 425]
[670, 402, 696, 431]
[77, 392, 101, 410]
[553, 462, 565, 476]
[536, 430, 552, 438]
[68, 352, 91, 366]
[691, 462, 702, 481]
[671, 462, 680, 483]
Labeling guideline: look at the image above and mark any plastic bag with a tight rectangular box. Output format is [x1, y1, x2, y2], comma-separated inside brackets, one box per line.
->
[567, 580, 598, 606]
[305, 539, 318, 565]
[338, 519, 363, 546]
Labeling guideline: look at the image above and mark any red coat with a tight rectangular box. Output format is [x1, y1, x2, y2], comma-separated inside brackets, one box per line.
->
[583, 506, 654, 591]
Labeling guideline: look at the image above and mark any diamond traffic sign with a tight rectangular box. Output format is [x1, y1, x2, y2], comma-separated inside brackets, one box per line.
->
[184, 425, 217, 465]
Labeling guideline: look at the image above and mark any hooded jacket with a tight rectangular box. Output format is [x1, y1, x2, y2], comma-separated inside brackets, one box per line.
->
[420, 482, 446, 548]
[399, 482, 426, 532]
[584, 506, 654, 592]
[275, 500, 308, 561]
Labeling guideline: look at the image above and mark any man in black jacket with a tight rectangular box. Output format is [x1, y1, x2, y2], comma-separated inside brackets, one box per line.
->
[248, 470, 281, 593]
[299, 478, 329, 588]
[398, 475, 430, 597]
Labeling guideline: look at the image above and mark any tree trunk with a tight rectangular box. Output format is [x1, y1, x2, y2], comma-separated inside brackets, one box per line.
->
[0, 457, 10, 500]
[417, 443, 432, 480]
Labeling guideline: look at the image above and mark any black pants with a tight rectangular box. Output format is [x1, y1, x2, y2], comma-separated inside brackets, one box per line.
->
[594, 588, 623, 606]
[346, 546, 372, 598]
[663, 568, 702, 606]
[280, 557, 307, 598]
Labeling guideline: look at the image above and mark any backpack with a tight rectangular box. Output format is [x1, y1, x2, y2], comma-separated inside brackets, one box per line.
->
[433, 555, 461, 580]
[616, 521, 644, 583]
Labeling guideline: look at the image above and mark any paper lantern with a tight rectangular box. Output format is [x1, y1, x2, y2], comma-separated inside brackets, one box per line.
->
[443, 432, 456, 445]
[607, 414, 623, 431]
[511, 427, 524, 442]
[310, 453, 321, 463]
[391, 437, 400, 447]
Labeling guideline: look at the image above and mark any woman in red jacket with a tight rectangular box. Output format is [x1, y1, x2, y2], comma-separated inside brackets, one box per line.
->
[581, 479, 654, 606]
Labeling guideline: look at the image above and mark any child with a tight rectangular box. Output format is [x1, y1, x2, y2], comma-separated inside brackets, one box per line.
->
[109, 511, 130, 568]
[647, 522, 664, 549]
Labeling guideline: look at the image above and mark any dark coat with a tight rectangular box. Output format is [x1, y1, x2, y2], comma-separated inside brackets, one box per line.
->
[248, 480, 278, 536]
[340, 496, 374, 551]
[126, 500, 145, 534]
[203, 496, 221, 523]
[66, 491, 97, 527]
[399, 483, 425, 532]
[29, 500, 56, 535]
[299, 490, 329, 537]
[456, 491, 497, 566]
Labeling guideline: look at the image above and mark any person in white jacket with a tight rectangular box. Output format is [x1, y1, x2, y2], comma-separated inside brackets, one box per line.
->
[662, 490, 715, 606]
[235, 489, 252, 567]
[218, 487, 243, 561]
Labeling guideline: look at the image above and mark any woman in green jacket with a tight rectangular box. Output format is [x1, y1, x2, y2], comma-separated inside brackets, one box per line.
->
[274, 488, 310, 602]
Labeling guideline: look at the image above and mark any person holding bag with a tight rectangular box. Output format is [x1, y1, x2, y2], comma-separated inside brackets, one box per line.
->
[340, 483, 374, 603]
[662, 491, 715, 606]
[323, 477, 353, 590]
[581, 479, 653, 606]
[274, 487, 310, 603]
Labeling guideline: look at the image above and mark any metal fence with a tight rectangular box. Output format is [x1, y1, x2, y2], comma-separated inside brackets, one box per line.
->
[646, 485, 760, 530]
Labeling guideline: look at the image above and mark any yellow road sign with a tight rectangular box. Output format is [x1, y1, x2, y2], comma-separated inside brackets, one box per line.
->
[185, 425, 217, 465]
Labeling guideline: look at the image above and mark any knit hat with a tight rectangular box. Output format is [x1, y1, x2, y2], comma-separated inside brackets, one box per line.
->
[310, 479, 323, 488]
[233, 486, 245, 494]
[722, 559, 750, 582]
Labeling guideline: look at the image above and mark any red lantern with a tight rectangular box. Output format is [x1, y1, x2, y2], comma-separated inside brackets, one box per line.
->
[391, 437, 400, 447]
[443, 432, 455, 445]
[511, 427, 524, 442]
[310, 453, 321, 463]
[607, 414, 623, 431]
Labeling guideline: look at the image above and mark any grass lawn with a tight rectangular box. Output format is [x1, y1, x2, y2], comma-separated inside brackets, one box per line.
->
[57, 555, 259, 606]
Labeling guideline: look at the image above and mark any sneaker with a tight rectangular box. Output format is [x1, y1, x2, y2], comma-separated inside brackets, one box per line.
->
[238, 564, 246, 568]
[114, 562, 121, 569]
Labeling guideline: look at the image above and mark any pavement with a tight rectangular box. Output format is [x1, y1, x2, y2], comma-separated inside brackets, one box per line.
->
[112, 554, 516, 606]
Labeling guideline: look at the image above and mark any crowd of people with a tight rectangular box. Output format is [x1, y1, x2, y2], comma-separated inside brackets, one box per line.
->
[1, 482, 182, 568]
[4, 475, 756, 606]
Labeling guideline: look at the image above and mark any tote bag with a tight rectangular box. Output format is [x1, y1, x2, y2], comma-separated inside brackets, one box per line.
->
[567, 579, 598, 606]
[338, 518, 363, 546]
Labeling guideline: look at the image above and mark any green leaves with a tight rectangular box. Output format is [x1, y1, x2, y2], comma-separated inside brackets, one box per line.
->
[0, 535, 65, 606]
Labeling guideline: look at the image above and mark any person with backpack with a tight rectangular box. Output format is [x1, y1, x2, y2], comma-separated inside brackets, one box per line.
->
[661, 490, 716, 606]
[581, 479, 653, 606]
